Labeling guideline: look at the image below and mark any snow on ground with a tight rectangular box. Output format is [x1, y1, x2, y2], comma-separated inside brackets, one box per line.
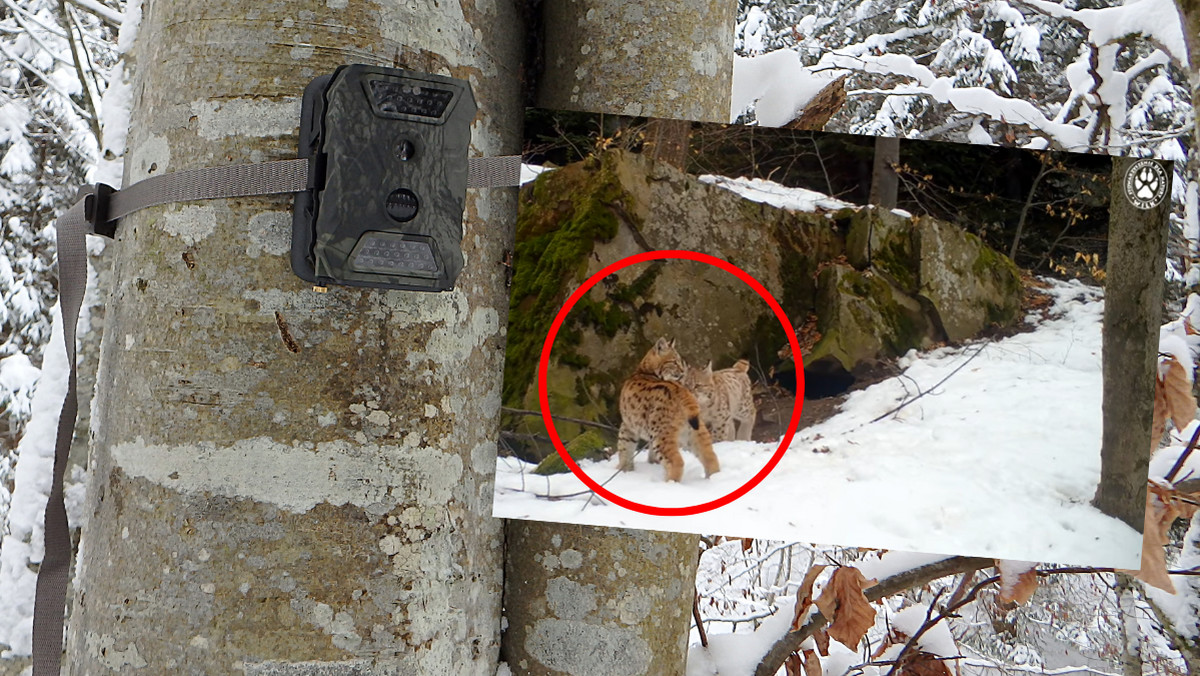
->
[493, 277, 1142, 568]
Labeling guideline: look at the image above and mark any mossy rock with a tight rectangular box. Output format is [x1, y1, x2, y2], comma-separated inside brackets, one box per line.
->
[502, 148, 1023, 459]
[532, 429, 611, 475]
[810, 264, 934, 370]
[846, 207, 919, 293]
[916, 218, 1022, 342]
[503, 158, 634, 408]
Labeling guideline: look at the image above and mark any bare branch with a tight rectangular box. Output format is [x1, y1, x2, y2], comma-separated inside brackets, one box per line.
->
[753, 557, 993, 676]
[57, 0, 102, 142]
[64, 0, 122, 27]
[870, 341, 989, 424]
[1165, 423, 1200, 484]
[501, 406, 618, 433]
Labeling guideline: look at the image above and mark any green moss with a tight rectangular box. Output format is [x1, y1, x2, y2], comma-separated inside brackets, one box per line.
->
[573, 296, 634, 339]
[873, 235, 917, 292]
[771, 211, 847, 315]
[558, 351, 591, 369]
[970, 234, 999, 276]
[971, 241, 1022, 325]
[818, 265, 928, 366]
[611, 262, 663, 304]
[531, 430, 612, 475]
[502, 156, 637, 407]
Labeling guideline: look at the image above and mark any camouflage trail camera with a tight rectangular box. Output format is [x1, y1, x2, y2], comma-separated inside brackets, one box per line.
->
[292, 64, 477, 291]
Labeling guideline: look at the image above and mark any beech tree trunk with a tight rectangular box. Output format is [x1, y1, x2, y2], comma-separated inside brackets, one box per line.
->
[1092, 156, 1169, 530]
[501, 523, 697, 676]
[500, 4, 736, 674]
[65, 1, 522, 672]
[536, 0, 735, 123]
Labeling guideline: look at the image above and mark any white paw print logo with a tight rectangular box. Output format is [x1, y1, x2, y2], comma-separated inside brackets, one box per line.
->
[1124, 159, 1167, 210]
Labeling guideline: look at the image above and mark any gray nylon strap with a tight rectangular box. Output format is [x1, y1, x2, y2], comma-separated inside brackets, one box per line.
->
[33, 152, 521, 674]
[110, 158, 311, 220]
[32, 200, 86, 676]
[107, 154, 522, 219]
[467, 155, 522, 189]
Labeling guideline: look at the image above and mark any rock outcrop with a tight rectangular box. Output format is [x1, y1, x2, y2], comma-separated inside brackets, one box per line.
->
[503, 150, 1022, 455]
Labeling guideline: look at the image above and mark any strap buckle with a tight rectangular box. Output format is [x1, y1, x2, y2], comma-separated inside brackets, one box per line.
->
[79, 183, 117, 238]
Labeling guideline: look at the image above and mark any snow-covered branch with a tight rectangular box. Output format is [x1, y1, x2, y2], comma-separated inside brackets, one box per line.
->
[753, 557, 995, 676]
[1017, 0, 1187, 67]
[64, 0, 121, 28]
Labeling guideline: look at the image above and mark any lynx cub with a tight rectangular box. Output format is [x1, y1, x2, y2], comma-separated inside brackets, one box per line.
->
[618, 338, 720, 482]
[685, 359, 756, 442]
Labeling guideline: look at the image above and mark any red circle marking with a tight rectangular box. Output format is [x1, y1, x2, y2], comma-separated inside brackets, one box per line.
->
[536, 249, 805, 517]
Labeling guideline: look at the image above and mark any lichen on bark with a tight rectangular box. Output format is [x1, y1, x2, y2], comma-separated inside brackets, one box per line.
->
[65, 0, 522, 672]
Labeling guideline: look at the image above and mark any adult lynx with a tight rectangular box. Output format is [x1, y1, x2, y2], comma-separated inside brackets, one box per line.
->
[617, 338, 720, 482]
[685, 359, 756, 442]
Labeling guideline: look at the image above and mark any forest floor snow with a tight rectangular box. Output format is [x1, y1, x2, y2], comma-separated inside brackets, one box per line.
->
[493, 277, 1142, 569]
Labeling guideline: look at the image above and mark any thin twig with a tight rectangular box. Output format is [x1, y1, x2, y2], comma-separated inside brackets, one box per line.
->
[1164, 424, 1200, 484]
[870, 341, 989, 424]
[884, 588, 963, 676]
[540, 469, 622, 501]
[58, 0, 101, 142]
[64, 0, 122, 27]
[693, 592, 709, 648]
[501, 406, 619, 432]
[753, 557, 993, 676]
[943, 569, 977, 609]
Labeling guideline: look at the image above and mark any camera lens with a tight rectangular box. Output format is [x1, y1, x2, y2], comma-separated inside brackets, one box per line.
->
[395, 139, 416, 161]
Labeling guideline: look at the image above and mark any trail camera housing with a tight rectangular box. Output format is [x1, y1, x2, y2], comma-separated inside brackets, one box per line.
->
[292, 64, 476, 291]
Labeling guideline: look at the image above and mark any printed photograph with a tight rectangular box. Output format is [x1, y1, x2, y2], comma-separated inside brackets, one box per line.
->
[492, 110, 1179, 568]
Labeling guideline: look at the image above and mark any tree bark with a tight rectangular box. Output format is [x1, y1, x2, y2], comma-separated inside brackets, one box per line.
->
[1173, 0, 1200, 150]
[1093, 156, 1169, 530]
[536, 0, 735, 123]
[643, 118, 692, 170]
[868, 136, 900, 209]
[1116, 572, 1143, 676]
[503, 6, 735, 675]
[501, 522, 697, 676]
[65, 1, 522, 673]
[785, 76, 847, 131]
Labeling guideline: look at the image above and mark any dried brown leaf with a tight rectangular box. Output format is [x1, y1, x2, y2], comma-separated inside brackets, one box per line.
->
[1153, 358, 1197, 445]
[801, 649, 822, 676]
[814, 566, 878, 649]
[898, 651, 954, 676]
[1127, 482, 1199, 593]
[792, 565, 827, 631]
[741, 538, 755, 553]
[995, 563, 1039, 605]
[785, 654, 804, 676]
[813, 629, 830, 657]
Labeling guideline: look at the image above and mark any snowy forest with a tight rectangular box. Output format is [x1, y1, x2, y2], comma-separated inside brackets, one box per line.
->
[0, 0, 1198, 675]
[732, 0, 1192, 157]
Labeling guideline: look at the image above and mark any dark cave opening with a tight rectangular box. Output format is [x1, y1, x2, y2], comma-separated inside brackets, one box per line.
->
[774, 358, 858, 400]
